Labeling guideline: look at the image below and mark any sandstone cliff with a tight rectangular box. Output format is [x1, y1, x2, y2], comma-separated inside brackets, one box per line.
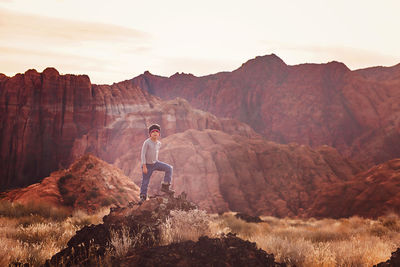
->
[129, 128, 363, 216]
[0, 68, 256, 190]
[307, 158, 400, 218]
[131, 54, 400, 166]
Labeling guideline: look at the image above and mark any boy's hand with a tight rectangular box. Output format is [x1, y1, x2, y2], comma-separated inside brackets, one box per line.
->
[142, 165, 148, 174]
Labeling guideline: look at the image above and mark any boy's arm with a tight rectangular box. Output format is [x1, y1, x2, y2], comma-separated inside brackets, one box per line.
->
[141, 141, 147, 166]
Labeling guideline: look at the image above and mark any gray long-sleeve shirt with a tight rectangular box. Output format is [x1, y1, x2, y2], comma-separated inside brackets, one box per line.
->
[141, 138, 161, 165]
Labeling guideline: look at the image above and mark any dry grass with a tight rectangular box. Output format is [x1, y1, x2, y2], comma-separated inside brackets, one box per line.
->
[2, 198, 399, 267]
[109, 225, 134, 258]
[159, 209, 214, 245]
[211, 212, 400, 267]
[0, 200, 109, 266]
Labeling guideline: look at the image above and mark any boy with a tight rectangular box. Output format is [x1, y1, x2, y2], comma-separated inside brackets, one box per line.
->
[139, 124, 174, 204]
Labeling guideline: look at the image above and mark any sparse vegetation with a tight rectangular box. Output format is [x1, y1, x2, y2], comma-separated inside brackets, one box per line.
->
[101, 197, 115, 207]
[159, 209, 213, 245]
[0, 200, 69, 221]
[57, 173, 74, 196]
[1, 199, 399, 267]
[63, 194, 77, 206]
[109, 226, 133, 258]
[0, 200, 108, 266]
[212, 212, 400, 267]
[86, 189, 99, 200]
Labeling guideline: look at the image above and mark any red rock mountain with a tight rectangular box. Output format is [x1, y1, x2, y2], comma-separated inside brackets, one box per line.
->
[0, 68, 257, 190]
[307, 158, 400, 218]
[130, 54, 400, 167]
[1, 153, 140, 213]
[1, 55, 400, 218]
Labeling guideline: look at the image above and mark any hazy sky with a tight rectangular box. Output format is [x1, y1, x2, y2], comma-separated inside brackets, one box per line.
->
[1, 0, 399, 84]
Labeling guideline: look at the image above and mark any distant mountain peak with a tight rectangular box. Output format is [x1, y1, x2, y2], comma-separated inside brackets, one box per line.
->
[170, 72, 196, 79]
[326, 60, 350, 72]
[43, 67, 60, 76]
[236, 53, 287, 72]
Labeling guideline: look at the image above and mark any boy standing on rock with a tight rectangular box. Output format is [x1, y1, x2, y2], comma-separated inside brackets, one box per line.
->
[139, 124, 174, 204]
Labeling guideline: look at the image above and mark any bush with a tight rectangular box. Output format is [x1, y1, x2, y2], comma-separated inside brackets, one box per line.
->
[63, 194, 77, 206]
[101, 197, 114, 207]
[219, 213, 260, 238]
[159, 209, 213, 245]
[86, 190, 99, 200]
[109, 226, 134, 258]
[57, 173, 74, 196]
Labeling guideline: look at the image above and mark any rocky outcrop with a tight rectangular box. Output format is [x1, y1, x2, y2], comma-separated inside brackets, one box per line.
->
[129, 128, 363, 216]
[45, 192, 284, 267]
[131, 54, 400, 166]
[307, 158, 400, 218]
[46, 193, 196, 266]
[118, 234, 285, 267]
[1, 153, 140, 213]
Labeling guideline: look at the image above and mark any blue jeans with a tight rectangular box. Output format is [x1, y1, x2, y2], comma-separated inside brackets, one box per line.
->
[140, 160, 173, 196]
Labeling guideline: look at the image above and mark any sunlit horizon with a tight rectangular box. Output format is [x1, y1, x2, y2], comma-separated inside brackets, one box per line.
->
[1, 0, 400, 84]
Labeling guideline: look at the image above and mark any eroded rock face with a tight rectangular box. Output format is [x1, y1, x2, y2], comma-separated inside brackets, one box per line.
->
[2, 154, 140, 213]
[131, 55, 400, 166]
[118, 233, 285, 267]
[130, 129, 363, 217]
[71, 96, 261, 174]
[0, 69, 158, 190]
[307, 158, 400, 218]
[0, 68, 258, 191]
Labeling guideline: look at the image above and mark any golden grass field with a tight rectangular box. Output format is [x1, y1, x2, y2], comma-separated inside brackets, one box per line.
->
[0, 200, 399, 266]
[0, 200, 108, 266]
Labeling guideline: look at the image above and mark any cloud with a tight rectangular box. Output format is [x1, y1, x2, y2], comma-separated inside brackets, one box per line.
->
[0, 7, 151, 44]
[0, 8, 156, 84]
[0, 45, 113, 76]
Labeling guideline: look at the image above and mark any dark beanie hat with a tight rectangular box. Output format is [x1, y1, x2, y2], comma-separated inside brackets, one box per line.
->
[148, 124, 161, 134]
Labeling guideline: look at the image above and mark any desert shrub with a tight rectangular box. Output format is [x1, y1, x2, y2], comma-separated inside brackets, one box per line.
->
[109, 226, 134, 258]
[115, 195, 123, 204]
[370, 224, 389, 237]
[86, 163, 94, 169]
[68, 208, 107, 227]
[0, 200, 69, 221]
[57, 173, 74, 196]
[86, 190, 99, 200]
[101, 197, 114, 207]
[159, 209, 213, 245]
[17, 215, 46, 227]
[329, 235, 396, 267]
[63, 194, 77, 206]
[379, 213, 400, 232]
[218, 213, 260, 238]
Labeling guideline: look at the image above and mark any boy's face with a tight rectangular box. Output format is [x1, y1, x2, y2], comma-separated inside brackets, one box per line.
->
[150, 131, 160, 139]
